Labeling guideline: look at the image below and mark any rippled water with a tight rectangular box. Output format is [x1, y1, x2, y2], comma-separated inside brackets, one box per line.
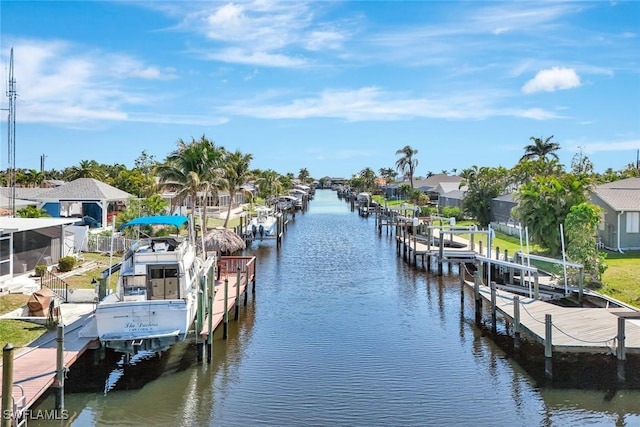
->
[33, 190, 640, 426]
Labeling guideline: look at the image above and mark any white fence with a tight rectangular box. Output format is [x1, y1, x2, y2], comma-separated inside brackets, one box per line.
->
[87, 234, 136, 254]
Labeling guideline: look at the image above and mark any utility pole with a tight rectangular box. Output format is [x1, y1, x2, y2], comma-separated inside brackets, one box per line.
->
[6, 48, 17, 217]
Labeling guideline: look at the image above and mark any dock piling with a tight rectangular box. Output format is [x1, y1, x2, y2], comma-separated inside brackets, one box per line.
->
[207, 270, 214, 362]
[513, 296, 521, 351]
[474, 270, 482, 326]
[459, 263, 464, 304]
[54, 324, 65, 411]
[617, 317, 626, 384]
[235, 267, 241, 320]
[544, 314, 553, 380]
[223, 277, 229, 339]
[490, 281, 497, 335]
[2, 344, 14, 427]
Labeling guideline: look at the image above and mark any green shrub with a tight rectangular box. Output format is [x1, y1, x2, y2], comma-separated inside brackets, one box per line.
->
[34, 264, 48, 277]
[57, 256, 76, 272]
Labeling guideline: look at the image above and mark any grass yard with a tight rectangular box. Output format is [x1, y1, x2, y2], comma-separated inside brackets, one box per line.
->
[600, 251, 640, 307]
[0, 294, 47, 348]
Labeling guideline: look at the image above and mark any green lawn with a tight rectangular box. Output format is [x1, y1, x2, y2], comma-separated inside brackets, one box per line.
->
[0, 294, 47, 348]
[600, 251, 640, 307]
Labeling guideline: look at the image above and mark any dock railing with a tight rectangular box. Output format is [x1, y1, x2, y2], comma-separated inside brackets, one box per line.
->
[218, 256, 256, 280]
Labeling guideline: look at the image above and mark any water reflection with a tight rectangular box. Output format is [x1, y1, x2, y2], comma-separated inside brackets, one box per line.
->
[31, 189, 640, 426]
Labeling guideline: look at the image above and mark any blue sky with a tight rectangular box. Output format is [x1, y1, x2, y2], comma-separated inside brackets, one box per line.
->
[1, 1, 639, 179]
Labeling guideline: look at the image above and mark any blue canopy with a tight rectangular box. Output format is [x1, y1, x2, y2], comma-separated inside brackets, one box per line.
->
[120, 215, 189, 230]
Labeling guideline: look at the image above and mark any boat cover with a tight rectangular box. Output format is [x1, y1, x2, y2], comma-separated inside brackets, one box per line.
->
[120, 215, 188, 230]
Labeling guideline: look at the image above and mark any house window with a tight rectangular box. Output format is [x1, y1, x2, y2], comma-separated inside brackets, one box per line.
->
[626, 211, 640, 233]
[598, 212, 605, 231]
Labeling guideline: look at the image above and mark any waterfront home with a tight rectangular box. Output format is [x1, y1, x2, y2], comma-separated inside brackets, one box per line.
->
[591, 177, 640, 251]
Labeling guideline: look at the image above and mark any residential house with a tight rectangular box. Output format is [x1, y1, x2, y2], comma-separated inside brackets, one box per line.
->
[591, 177, 640, 251]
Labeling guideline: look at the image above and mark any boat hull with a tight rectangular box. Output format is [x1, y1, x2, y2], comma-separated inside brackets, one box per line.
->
[95, 296, 197, 354]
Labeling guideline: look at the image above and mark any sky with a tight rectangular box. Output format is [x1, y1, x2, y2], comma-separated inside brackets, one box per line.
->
[1, 1, 639, 179]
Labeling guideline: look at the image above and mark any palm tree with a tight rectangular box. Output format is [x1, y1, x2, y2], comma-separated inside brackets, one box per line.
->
[156, 136, 224, 217]
[395, 145, 419, 189]
[359, 167, 377, 192]
[378, 167, 397, 183]
[256, 169, 283, 200]
[64, 160, 104, 181]
[298, 168, 310, 184]
[221, 150, 253, 228]
[520, 136, 560, 162]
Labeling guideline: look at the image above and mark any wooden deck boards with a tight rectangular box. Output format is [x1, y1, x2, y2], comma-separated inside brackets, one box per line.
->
[475, 284, 640, 354]
[0, 313, 97, 412]
[199, 272, 249, 336]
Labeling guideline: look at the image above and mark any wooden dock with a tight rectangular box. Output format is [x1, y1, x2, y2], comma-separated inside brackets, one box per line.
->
[199, 256, 256, 338]
[473, 283, 640, 354]
[0, 304, 97, 417]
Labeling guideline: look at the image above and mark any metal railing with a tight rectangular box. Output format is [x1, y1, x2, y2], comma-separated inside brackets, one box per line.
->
[40, 270, 69, 303]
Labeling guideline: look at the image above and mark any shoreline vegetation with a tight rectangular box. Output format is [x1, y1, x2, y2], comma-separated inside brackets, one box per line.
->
[2, 198, 639, 349]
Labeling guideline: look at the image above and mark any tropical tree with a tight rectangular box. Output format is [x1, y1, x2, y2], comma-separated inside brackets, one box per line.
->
[358, 167, 377, 193]
[16, 205, 50, 218]
[564, 202, 607, 284]
[256, 169, 283, 200]
[220, 149, 253, 227]
[510, 158, 563, 187]
[395, 145, 419, 189]
[64, 160, 104, 181]
[513, 172, 593, 255]
[460, 166, 509, 226]
[298, 168, 310, 184]
[111, 168, 156, 199]
[520, 135, 560, 162]
[378, 167, 397, 183]
[155, 135, 225, 218]
[397, 183, 412, 200]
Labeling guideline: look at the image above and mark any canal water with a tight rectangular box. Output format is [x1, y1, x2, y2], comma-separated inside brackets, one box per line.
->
[34, 190, 640, 426]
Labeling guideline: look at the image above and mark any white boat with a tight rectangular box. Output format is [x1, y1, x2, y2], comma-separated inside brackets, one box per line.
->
[94, 215, 205, 355]
[248, 206, 278, 239]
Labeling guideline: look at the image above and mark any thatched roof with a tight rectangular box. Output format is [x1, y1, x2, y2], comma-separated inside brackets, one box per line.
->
[203, 227, 246, 254]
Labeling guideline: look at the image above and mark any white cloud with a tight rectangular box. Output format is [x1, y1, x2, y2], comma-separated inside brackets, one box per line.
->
[522, 67, 581, 94]
[221, 86, 558, 122]
[576, 140, 640, 154]
[2, 39, 195, 126]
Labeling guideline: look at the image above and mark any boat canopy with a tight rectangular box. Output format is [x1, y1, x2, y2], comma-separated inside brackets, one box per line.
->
[120, 215, 189, 230]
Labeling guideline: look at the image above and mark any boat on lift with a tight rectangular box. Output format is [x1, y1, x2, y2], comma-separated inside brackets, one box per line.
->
[94, 215, 206, 355]
[248, 206, 279, 240]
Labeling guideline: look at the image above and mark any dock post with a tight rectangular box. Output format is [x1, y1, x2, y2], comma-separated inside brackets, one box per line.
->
[470, 233, 474, 252]
[207, 271, 214, 363]
[490, 281, 497, 334]
[617, 317, 626, 385]
[235, 267, 241, 320]
[534, 273, 540, 300]
[459, 263, 464, 304]
[244, 268, 249, 306]
[54, 324, 65, 411]
[474, 270, 482, 326]
[438, 228, 444, 276]
[223, 278, 229, 339]
[578, 268, 584, 305]
[196, 275, 205, 361]
[544, 314, 553, 380]
[252, 263, 256, 295]
[478, 240, 483, 258]
[513, 296, 521, 352]
[2, 344, 14, 427]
